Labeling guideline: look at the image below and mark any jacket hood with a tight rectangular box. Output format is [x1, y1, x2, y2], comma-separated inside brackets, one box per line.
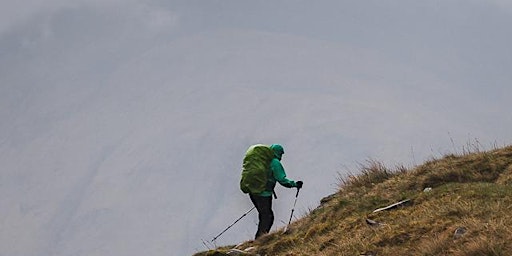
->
[270, 144, 284, 160]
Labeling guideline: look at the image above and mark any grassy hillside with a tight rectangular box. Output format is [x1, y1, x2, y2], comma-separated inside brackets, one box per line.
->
[195, 145, 512, 256]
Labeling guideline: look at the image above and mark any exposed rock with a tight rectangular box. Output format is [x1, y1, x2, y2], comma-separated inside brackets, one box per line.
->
[320, 194, 337, 204]
[372, 199, 411, 213]
[244, 246, 256, 252]
[226, 246, 259, 256]
[365, 218, 384, 227]
[453, 227, 467, 239]
[227, 249, 246, 255]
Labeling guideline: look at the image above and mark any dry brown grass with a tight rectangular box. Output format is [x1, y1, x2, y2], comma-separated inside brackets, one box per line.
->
[195, 145, 512, 256]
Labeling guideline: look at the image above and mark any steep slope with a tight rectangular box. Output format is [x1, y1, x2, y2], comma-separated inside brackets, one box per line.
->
[197, 145, 512, 255]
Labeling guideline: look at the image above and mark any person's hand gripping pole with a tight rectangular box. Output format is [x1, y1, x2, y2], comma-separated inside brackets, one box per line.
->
[284, 181, 302, 233]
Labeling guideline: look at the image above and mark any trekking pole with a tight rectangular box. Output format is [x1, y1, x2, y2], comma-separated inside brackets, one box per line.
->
[283, 187, 300, 233]
[212, 206, 256, 243]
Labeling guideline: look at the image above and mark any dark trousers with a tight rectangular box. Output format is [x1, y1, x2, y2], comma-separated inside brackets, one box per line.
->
[249, 194, 274, 239]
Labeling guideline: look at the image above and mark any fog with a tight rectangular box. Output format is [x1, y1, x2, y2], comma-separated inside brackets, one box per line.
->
[1, 1, 511, 255]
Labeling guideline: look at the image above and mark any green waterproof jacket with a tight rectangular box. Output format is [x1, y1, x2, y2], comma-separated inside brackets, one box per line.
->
[257, 144, 297, 197]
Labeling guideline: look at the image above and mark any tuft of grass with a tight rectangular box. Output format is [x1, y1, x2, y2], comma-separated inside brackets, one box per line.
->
[338, 159, 406, 191]
[455, 236, 508, 256]
[409, 145, 512, 190]
[416, 232, 451, 256]
[496, 164, 512, 185]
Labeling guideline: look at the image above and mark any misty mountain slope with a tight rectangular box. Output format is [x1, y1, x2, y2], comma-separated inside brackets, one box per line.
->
[1, 27, 509, 255]
[1, 1, 512, 255]
[198, 145, 512, 255]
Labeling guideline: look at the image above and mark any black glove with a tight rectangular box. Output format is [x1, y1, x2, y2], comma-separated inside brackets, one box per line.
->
[296, 181, 303, 189]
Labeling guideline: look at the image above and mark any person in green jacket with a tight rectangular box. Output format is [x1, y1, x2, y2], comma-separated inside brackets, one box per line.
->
[249, 144, 303, 239]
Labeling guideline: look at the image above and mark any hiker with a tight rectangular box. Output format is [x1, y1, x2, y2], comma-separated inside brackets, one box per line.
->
[241, 144, 303, 239]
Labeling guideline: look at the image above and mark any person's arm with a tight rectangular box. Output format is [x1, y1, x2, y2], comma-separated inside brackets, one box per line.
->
[270, 159, 297, 188]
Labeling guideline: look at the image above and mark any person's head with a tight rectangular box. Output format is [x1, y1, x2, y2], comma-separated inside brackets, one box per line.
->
[270, 144, 284, 160]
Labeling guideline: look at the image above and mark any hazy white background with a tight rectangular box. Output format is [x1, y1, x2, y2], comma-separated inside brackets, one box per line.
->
[1, 1, 511, 255]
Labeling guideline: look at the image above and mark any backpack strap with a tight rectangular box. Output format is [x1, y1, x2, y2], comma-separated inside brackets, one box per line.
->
[267, 160, 277, 199]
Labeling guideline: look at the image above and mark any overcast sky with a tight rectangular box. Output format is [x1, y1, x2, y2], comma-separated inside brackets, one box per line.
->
[1, 1, 512, 255]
